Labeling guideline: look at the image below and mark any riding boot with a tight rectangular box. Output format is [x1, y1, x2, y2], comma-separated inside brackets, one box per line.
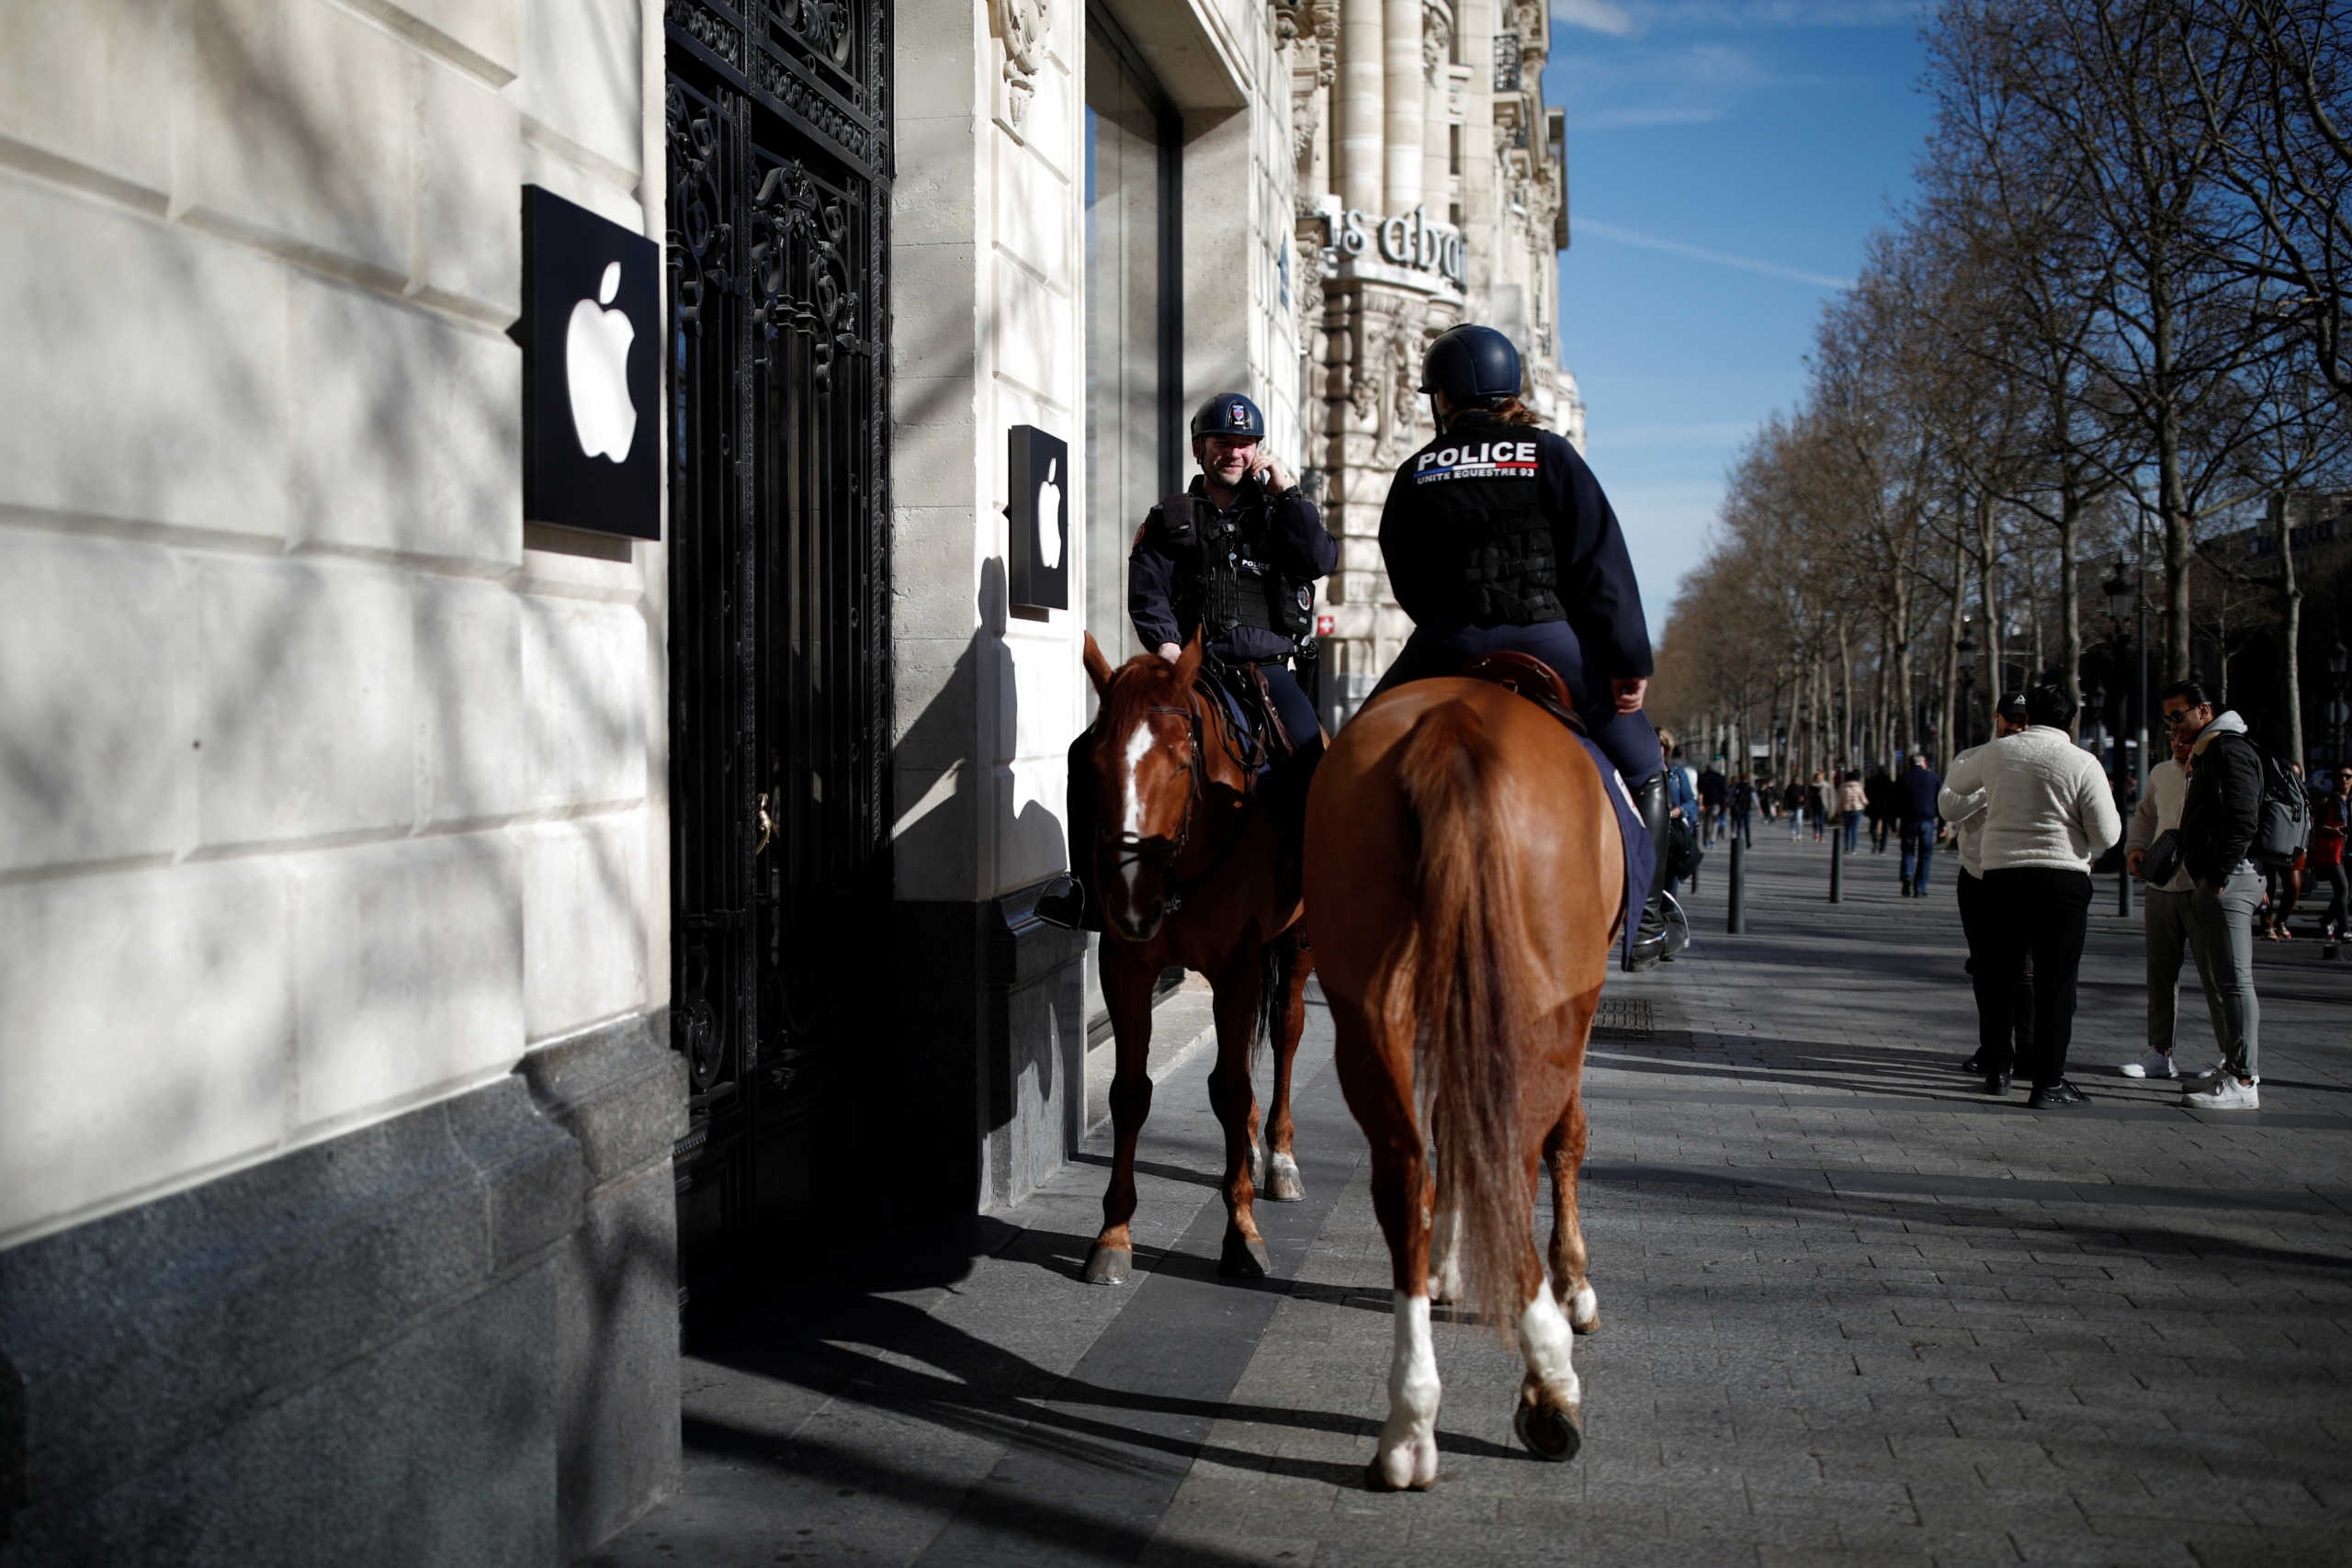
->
[1625, 772, 1674, 973]
[1268, 735, 1323, 904]
[1035, 742, 1102, 931]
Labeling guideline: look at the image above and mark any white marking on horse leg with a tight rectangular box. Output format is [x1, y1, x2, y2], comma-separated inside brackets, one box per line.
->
[1269, 1150, 1302, 1195]
[1518, 1282, 1580, 1409]
[1116, 723, 1153, 906]
[1427, 1204, 1464, 1303]
[1569, 1281, 1600, 1333]
[1374, 1292, 1442, 1490]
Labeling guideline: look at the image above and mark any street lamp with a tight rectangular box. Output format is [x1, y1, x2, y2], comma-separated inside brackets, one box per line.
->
[2331, 641, 2349, 767]
[2101, 556, 2133, 623]
[1957, 626, 1979, 750]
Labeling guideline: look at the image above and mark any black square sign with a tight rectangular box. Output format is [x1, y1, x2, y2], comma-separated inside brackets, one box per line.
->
[1007, 424, 1069, 610]
[520, 185, 661, 540]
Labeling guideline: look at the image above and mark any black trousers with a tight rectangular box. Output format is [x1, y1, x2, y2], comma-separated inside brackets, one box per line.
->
[1976, 868, 2093, 1088]
[1955, 870, 2036, 1073]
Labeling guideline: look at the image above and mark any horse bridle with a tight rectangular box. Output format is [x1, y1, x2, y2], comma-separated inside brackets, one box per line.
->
[1101, 680, 1262, 919]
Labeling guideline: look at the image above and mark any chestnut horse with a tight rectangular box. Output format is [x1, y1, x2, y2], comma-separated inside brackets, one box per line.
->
[1302, 676, 1623, 1489]
[1075, 630, 1315, 1285]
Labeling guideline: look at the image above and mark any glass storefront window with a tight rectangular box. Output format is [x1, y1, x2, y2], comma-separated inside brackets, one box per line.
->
[1083, 14, 1178, 671]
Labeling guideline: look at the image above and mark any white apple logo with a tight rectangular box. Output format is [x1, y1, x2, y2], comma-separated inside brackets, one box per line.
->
[1035, 457, 1063, 570]
[566, 259, 637, 462]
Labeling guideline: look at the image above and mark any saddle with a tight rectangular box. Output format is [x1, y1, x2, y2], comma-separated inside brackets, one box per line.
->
[1459, 651, 1587, 736]
[1204, 658, 1294, 782]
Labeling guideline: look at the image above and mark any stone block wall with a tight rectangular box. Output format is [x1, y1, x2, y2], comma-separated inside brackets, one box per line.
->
[0, 0, 663, 1249]
[0, 1, 681, 1558]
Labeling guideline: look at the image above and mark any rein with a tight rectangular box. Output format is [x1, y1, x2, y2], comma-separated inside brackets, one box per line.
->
[1103, 674, 1264, 919]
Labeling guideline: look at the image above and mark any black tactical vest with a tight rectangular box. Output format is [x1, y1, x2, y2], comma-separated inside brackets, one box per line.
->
[1398, 432, 1566, 626]
[1163, 493, 1314, 641]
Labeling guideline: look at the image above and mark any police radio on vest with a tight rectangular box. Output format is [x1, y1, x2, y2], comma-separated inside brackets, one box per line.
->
[1416, 439, 1541, 481]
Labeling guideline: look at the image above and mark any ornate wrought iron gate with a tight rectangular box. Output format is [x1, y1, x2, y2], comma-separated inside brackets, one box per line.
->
[664, 0, 891, 1309]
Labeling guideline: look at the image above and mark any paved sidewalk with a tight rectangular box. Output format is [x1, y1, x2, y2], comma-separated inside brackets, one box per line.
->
[595, 831, 2352, 1567]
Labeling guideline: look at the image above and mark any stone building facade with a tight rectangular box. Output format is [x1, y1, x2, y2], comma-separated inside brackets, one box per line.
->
[0, 1, 1576, 1560]
[1283, 0, 1582, 722]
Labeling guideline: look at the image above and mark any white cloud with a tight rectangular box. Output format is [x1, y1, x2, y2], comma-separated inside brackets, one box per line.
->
[1593, 421, 1757, 448]
[1553, 0, 1642, 37]
[1600, 480, 1726, 608]
[1575, 218, 1856, 289]
[1553, 42, 1772, 132]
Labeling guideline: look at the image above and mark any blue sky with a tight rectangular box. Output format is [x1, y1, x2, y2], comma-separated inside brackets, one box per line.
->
[1540, 0, 1933, 617]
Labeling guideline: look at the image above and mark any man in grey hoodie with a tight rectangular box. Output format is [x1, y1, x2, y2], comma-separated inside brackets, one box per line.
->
[2163, 681, 2265, 1110]
[2117, 723, 2223, 1081]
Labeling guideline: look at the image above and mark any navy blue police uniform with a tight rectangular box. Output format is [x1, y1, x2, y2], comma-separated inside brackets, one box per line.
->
[1128, 472, 1337, 750]
[1368, 412, 1664, 790]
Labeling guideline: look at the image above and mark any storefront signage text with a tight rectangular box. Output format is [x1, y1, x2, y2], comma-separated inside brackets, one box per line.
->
[1328, 204, 1467, 288]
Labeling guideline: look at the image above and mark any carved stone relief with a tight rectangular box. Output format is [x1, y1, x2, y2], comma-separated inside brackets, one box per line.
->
[988, 0, 1046, 128]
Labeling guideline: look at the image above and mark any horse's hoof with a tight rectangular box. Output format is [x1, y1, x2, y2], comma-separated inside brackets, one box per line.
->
[1363, 1458, 1434, 1492]
[1218, 1233, 1272, 1278]
[1569, 1283, 1600, 1334]
[1265, 1152, 1306, 1202]
[1570, 1313, 1600, 1336]
[1081, 1244, 1132, 1286]
[1513, 1398, 1582, 1463]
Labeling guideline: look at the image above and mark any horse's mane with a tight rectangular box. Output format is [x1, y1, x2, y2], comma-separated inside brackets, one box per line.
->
[1095, 654, 1195, 732]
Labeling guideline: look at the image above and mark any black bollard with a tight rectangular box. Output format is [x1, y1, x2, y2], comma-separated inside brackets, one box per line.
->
[2118, 862, 2132, 918]
[1829, 828, 1844, 903]
[1728, 833, 1746, 933]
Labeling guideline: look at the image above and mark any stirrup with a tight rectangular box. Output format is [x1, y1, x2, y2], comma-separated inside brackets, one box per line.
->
[1033, 874, 1089, 931]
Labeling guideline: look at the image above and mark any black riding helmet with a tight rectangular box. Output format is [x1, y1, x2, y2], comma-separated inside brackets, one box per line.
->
[1190, 392, 1265, 440]
[1418, 323, 1522, 408]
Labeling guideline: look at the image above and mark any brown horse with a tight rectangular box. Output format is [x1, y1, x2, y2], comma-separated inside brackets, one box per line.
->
[1076, 630, 1314, 1285]
[1302, 676, 1623, 1489]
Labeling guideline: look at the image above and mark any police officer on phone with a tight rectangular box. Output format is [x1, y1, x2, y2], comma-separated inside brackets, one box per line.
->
[1367, 322, 1676, 969]
[1034, 392, 1338, 931]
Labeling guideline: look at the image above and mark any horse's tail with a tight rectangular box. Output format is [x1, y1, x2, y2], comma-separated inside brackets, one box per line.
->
[1394, 699, 1535, 1338]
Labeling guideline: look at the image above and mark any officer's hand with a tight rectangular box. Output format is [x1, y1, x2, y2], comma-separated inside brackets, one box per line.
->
[1253, 456, 1291, 494]
[1611, 676, 1649, 715]
[1158, 642, 1182, 663]
[2128, 848, 2146, 875]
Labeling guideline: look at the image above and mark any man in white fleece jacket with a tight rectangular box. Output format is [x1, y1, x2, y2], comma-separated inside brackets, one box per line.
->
[1940, 684, 2122, 1108]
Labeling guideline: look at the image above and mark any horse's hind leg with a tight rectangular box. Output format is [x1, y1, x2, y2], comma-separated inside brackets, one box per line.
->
[1084, 949, 1157, 1286]
[1512, 1229, 1584, 1463]
[1261, 928, 1310, 1203]
[1546, 1094, 1600, 1334]
[1207, 952, 1269, 1278]
[1332, 995, 1440, 1492]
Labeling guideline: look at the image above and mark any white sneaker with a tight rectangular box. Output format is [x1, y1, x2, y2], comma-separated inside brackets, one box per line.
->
[2119, 1050, 2177, 1079]
[2183, 1076, 2260, 1111]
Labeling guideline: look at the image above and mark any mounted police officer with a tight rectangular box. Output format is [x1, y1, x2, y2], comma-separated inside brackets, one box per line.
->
[1035, 392, 1339, 931]
[1367, 322, 1680, 970]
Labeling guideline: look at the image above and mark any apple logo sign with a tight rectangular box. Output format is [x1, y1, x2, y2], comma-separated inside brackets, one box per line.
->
[1035, 457, 1063, 570]
[566, 259, 638, 462]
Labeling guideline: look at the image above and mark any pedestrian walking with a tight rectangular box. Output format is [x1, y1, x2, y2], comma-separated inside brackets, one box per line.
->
[2165, 681, 2267, 1110]
[1940, 693, 2036, 1092]
[1698, 758, 1728, 848]
[1730, 773, 1756, 847]
[1783, 779, 1806, 840]
[1808, 771, 1832, 841]
[1940, 685, 2120, 1108]
[1895, 754, 1942, 896]
[1838, 770, 1866, 852]
[2311, 766, 2348, 940]
[1658, 728, 1699, 904]
[2116, 724, 2223, 1082]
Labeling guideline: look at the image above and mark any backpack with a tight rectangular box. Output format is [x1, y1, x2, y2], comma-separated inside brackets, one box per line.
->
[2252, 746, 2312, 868]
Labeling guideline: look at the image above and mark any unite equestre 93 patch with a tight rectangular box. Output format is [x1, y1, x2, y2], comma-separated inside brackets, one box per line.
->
[1413, 439, 1542, 484]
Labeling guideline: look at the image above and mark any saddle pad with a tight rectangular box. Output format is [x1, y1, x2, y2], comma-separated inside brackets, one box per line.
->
[1208, 680, 1277, 782]
[1581, 734, 1653, 968]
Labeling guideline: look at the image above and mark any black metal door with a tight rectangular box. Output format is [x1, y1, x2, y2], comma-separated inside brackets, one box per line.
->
[664, 0, 890, 1310]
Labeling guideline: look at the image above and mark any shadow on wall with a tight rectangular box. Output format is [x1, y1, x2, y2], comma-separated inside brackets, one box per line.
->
[879, 558, 1079, 1222]
[1, 0, 645, 1380]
